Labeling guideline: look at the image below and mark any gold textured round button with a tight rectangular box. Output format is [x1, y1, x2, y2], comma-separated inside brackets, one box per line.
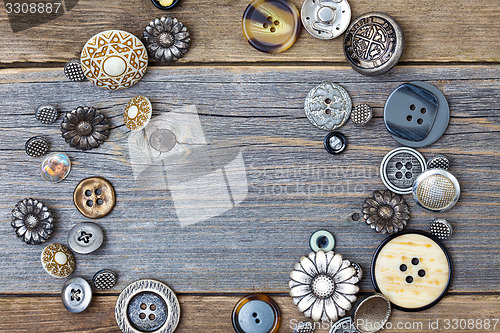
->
[73, 177, 116, 219]
[124, 96, 152, 131]
[41, 243, 76, 278]
[242, 0, 301, 53]
[371, 230, 452, 311]
[81, 30, 148, 90]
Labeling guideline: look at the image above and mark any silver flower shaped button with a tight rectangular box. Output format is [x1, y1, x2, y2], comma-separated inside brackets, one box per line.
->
[305, 82, 352, 131]
[11, 198, 53, 245]
[289, 250, 360, 322]
[301, 0, 351, 40]
[144, 17, 190, 63]
[81, 30, 148, 90]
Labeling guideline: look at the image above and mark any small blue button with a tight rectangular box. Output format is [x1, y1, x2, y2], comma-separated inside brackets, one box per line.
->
[232, 294, 280, 333]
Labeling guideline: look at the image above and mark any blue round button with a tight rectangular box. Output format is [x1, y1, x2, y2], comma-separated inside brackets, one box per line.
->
[232, 294, 280, 333]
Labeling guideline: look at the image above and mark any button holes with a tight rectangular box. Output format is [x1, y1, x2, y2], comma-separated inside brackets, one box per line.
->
[325, 98, 331, 104]
[420, 108, 427, 114]
[149, 314, 156, 320]
[306, 16, 310, 20]
[140, 303, 147, 310]
[406, 115, 412, 121]
[270, 27, 276, 33]
[405, 172, 412, 179]
[263, 23, 269, 28]
[85, 190, 92, 196]
[395, 162, 403, 169]
[95, 188, 101, 195]
[400, 264, 407, 272]
[395, 172, 403, 179]
[96, 198, 104, 205]
[412, 258, 419, 265]
[405, 162, 413, 169]
[252, 312, 258, 317]
[410, 104, 416, 111]
[150, 304, 156, 311]
[267, 16, 273, 22]
[336, 26, 340, 30]
[255, 318, 261, 324]
[86, 200, 94, 207]
[418, 269, 426, 277]
[406, 276, 413, 283]
[317, 236, 329, 249]
[325, 108, 332, 114]
[274, 20, 280, 26]
[417, 118, 423, 125]
[139, 313, 146, 319]
[342, 10, 345, 13]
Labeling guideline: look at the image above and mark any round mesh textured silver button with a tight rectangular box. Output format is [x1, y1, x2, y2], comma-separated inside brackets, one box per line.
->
[61, 277, 92, 313]
[36, 105, 59, 124]
[305, 82, 352, 131]
[413, 169, 460, 212]
[68, 222, 104, 254]
[351, 104, 373, 125]
[380, 147, 426, 194]
[64, 59, 87, 82]
[25, 136, 49, 157]
[427, 154, 451, 170]
[430, 218, 453, 240]
[93, 269, 117, 290]
[116, 279, 180, 333]
[301, 0, 351, 40]
[294, 321, 314, 333]
[329, 317, 357, 333]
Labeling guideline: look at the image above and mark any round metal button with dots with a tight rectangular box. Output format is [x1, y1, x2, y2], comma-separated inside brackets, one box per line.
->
[41, 243, 76, 278]
[351, 104, 373, 125]
[232, 294, 281, 333]
[64, 60, 87, 82]
[301, 0, 351, 40]
[305, 82, 352, 131]
[427, 154, 451, 170]
[61, 277, 92, 313]
[371, 230, 452, 311]
[36, 105, 59, 124]
[68, 222, 104, 254]
[380, 147, 426, 194]
[352, 293, 391, 333]
[73, 177, 116, 219]
[309, 230, 335, 252]
[294, 321, 314, 333]
[115, 279, 180, 333]
[344, 12, 404, 76]
[324, 132, 347, 155]
[93, 269, 117, 290]
[412, 169, 460, 212]
[430, 218, 453, 240]
[329, 317, 357, 333]
[25, 137, 49, 157]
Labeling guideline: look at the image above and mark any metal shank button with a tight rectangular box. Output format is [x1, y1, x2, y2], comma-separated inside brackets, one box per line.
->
[68, 222, 104, 254]
[61, 277, 92, 313]
[73, 177, 116, 219]
[301, 0, 351, 40]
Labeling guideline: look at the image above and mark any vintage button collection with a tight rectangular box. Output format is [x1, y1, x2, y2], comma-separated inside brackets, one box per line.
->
[61, 277, 93, 313]
[11, 2, 463, 331]
[242, 0, 301, 53]
[232, 294, 281, 333]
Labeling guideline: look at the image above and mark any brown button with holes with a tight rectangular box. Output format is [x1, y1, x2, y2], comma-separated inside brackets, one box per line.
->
[73, 177, 115, 219]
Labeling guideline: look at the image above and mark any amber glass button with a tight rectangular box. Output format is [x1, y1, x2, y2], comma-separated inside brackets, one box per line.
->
[242, 0, 300, 53]
[73, 177, 116, 219]
[232, 294, 281, 333]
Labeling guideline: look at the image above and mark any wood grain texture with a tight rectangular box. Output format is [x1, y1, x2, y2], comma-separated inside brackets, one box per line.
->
[0, 294, 499, 333]
[0, 65, 498, 296]
[0, 0, 499, 65]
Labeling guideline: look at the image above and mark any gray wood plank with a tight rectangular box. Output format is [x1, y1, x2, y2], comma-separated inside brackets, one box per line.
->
[0, 66, 498, 293]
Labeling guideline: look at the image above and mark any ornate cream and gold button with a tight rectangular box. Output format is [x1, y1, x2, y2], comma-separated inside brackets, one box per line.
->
[80, 30, 148, 90]
[73, 177, 116, 219]
[124, 96, 152, 131]
[371, 230, 452, 311]
[41, 243, 76, 278]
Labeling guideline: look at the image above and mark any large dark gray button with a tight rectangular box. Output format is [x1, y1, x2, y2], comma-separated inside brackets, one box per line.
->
[68, 222, 104, 254]
[232, 294, 280, 333]
[61, 277, 92, 313]
[384, 81, 450, 147]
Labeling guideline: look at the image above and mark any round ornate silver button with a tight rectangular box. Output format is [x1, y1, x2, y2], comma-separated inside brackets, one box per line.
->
[344, 12, 404, 76]
[351, 104, 373, 125]
[25, 136, 49, 157]
[301, 0, 351, 40]
[430, 218, 453, 240]
[380, 147, 426, 194]
[61, 277, 92, 313]
[412, 169, 460, 212]
[116, 279, 180, 333]
[36, 105, 59, 124]
[304, 82, 352, 131]
[93, 269, 118, 290]
[427, 154, 451, 170]
[67, 222, 104, 254]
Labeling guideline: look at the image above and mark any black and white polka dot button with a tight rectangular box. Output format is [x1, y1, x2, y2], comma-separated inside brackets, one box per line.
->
[35, 105, 58, 124]
[232, 294, 281, 333]
[25, 136, 49, 157]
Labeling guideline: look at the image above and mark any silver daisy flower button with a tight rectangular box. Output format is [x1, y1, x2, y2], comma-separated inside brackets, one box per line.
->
[289, 250, 360, 322]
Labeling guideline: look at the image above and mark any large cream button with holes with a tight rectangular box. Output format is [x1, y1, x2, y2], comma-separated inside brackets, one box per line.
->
[371, 230, 452, 311]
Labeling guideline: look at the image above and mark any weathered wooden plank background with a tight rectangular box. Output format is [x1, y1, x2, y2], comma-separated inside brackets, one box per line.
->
[0, 0, 499, 332]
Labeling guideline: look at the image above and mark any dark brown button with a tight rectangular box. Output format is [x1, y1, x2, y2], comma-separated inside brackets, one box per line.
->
[73, 177, 115, 219]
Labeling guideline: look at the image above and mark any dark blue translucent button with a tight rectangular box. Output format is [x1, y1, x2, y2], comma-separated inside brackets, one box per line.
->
[384, 81, 449, 147]
[232, 294, 281, 333]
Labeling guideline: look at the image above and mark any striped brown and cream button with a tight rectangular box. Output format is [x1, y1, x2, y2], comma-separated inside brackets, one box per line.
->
[242, 0, 300, 53]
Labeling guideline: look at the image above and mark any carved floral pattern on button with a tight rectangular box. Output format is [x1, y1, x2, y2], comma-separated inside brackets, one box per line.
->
[80, 30, 148, 90]
[362, 190, 409, 234]
[289, 250, 360, 322]
[61, 106, 110, 151]
[124, 96, 152, 131]
[143, 17, 190, 63]
[11, 198, 53, 245]
[41, 243, 76, 278]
